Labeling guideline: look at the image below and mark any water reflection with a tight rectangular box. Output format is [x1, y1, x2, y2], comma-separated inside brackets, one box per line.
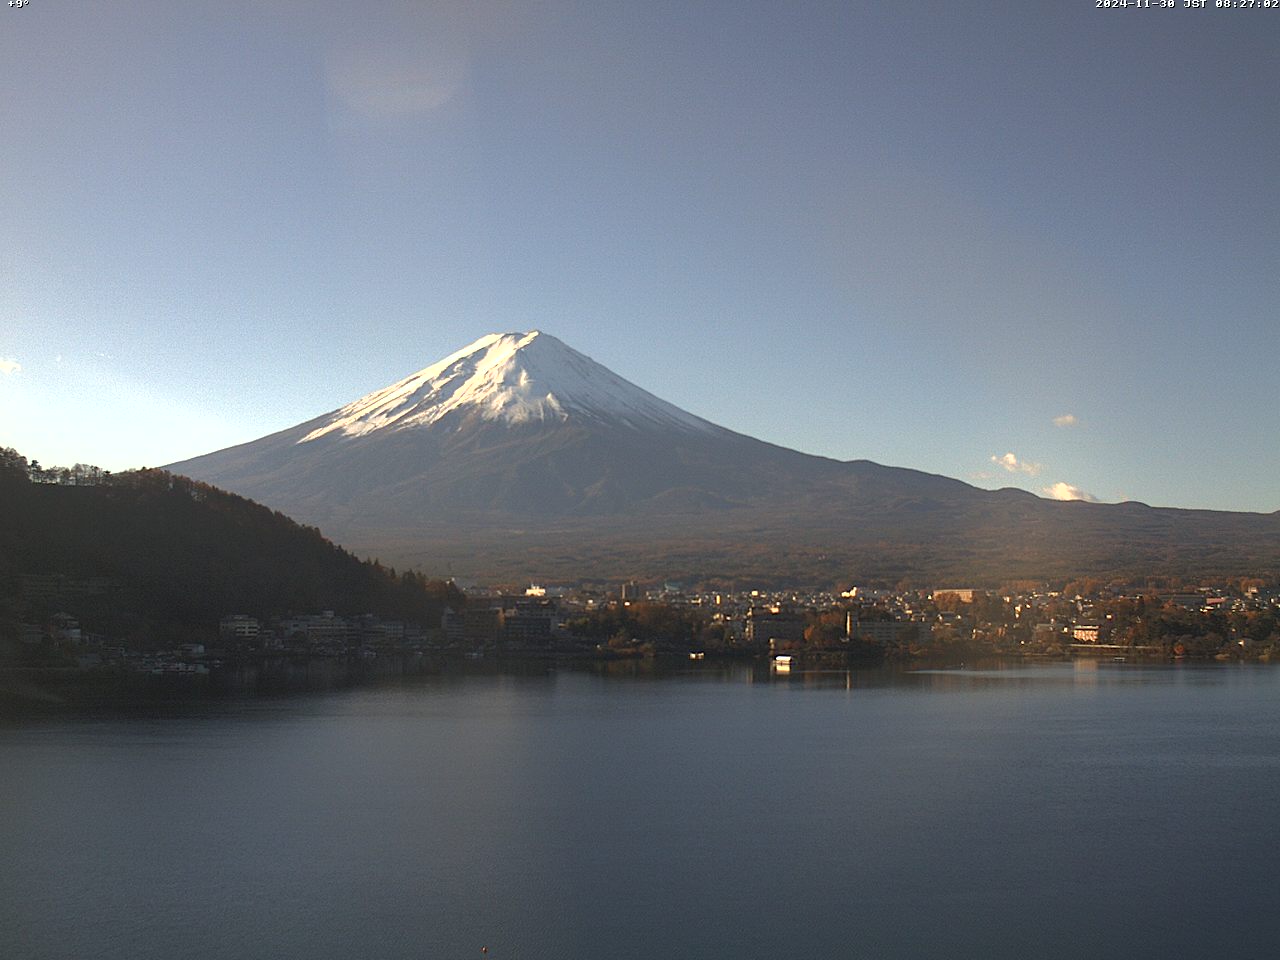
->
[3, 653, 1263, 722]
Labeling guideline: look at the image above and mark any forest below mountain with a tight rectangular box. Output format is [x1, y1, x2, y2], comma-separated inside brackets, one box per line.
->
[0, 448, 461, 650]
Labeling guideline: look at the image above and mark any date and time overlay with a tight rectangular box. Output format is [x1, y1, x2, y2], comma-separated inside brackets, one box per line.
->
[6, 0, 1280, 11]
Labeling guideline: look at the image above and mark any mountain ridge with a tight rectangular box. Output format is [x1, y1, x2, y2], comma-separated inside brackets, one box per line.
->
[167, 332, 1280, 584]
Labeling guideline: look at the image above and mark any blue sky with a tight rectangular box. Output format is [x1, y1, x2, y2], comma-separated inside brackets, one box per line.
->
[2, 1, 1276, 511]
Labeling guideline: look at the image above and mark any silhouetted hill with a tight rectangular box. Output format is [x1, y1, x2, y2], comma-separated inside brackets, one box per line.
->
[0, 452, 461, 647]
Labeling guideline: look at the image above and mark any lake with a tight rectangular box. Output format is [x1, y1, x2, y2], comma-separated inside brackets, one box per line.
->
[2, 660, 1279, 959]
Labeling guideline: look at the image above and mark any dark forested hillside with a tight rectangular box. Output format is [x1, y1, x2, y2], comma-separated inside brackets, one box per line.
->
[0, 448, 461, 647]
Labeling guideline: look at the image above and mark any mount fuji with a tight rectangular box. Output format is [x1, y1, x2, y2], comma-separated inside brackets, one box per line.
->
[168, 331, 1280, 584]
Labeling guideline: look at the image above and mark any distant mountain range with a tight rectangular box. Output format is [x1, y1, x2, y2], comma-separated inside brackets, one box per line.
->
[168, 332, 1280, 585]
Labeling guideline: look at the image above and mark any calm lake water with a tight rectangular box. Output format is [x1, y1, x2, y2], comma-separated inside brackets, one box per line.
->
[3, 660, 1279, 960]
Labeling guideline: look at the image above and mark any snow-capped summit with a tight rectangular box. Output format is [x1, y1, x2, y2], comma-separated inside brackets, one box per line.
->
[299, 331, 716, 443]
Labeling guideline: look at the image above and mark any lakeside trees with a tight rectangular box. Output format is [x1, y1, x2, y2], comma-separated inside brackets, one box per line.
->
[565, 601, 725, 652]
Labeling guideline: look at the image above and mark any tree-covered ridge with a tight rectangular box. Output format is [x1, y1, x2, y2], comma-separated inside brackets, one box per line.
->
[0, 447, 462, 648]
[0, 447, 112, 486]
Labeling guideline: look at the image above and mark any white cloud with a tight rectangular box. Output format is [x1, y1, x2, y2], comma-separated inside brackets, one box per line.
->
[1053, 414, 1078, 428]
[991, 452, 1043, 476]
[0, 358, 21, 375]
[1042, 481, 1098, 502]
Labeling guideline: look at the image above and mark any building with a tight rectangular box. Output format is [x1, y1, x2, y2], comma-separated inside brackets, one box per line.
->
[502, 598, 556, 646]
[220, 614, 261, 643]
[441, 607, 465, 644]
[463, 605, 503, 643]
[745, 606, 805, 647]
[847, 618, 919, 646]
[1072, 622, 1101, 643]
[279, 611, 356, 649]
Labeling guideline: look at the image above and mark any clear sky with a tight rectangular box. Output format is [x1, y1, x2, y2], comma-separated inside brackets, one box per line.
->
[2, 1, 1276, 511]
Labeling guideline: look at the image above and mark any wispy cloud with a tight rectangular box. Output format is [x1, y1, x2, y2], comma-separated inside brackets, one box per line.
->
[991, 452, 1043, 477]
[323, 4, 475, 123]
[1052, 413, 1078, 428]
[1042, 481, 1098, 502]
[327, 48, 466, 118]
[0, 358, 21, 375]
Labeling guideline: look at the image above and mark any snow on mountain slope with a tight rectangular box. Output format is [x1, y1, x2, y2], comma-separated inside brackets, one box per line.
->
[300, 331, 718, 443]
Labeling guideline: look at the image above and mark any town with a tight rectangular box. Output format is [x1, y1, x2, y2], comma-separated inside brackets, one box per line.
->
[10, 574, 1280, 684]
